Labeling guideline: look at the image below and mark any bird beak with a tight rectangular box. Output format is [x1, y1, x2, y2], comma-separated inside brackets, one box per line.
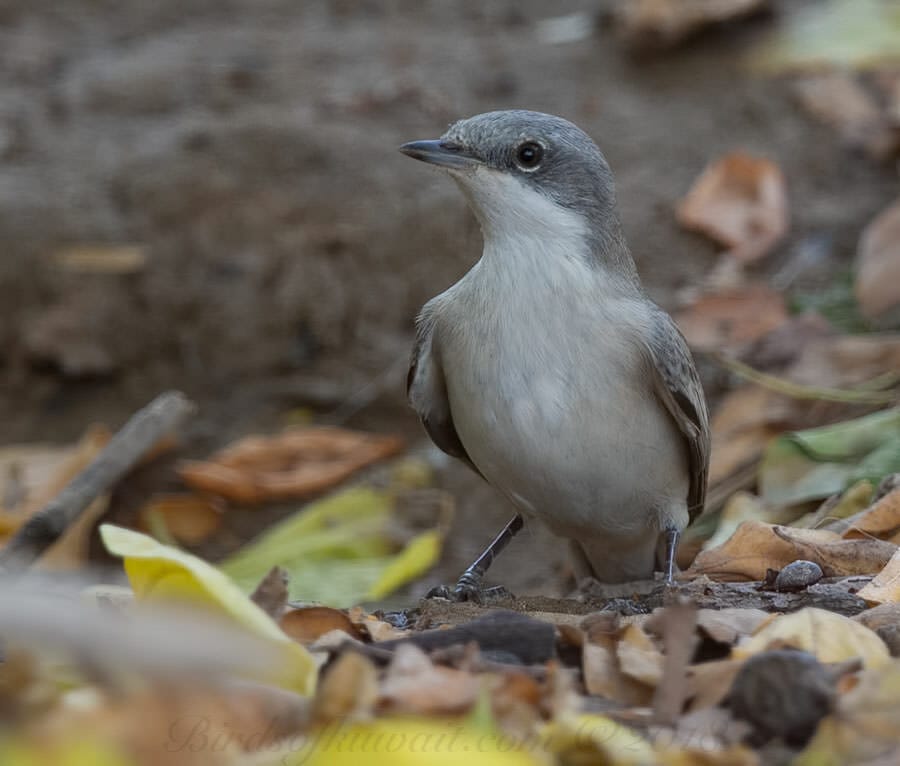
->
[399, 140, 482, 170]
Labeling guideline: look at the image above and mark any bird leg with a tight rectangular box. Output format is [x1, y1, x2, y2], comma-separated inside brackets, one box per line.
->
[427, 514, 524, 602]
[663, 526, 679, 585]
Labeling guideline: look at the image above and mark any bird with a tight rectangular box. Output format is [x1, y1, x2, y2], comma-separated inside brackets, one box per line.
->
[399, 110, 709, 600]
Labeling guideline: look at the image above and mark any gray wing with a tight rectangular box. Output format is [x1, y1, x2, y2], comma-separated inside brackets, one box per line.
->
[407, 304, 481, 475]
[645, 309, 710, 524]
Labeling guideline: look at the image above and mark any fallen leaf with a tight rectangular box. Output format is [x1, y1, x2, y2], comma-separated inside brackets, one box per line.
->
[856, 197, 900, 321]
[686, 520, 894, 580]
[138, 493, 224, 545]
[795, 660, 900, 765]
[179, 426, 405, 504]
[773, 525, 896, 577]
[220, 487, 444, 606]
[674, 283, 788, 354]
[859, 548, 900, 605]
[792, 71, 899, 160]
[838, 486, 900, 540]
[787, 334, 900, 388]
[760, 408, 900, 508]
[99, 524, 318, 695]
[280, 607, 362, 645]
[617, 623, 664, 687]
[298, 716, 542, 766]
[614, 0, 770, 50]
[249, 565, 289, 619]
[677, 152, 789, 263]
[695, 608, 772, 645]
[582, 640, 649, 705]
[733, 607, 890, 668]
[686, 659, 746, 711]
[747, 0, 900, 73]
[806, 480, 875, 532]
[378, 644, 480, 716]
[540, 713, 655, 765]
[348, 606, 411, 642]
[312, 650, 378, 722]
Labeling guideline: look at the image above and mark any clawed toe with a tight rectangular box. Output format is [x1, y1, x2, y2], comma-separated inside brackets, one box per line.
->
[424, 582, 515, 604]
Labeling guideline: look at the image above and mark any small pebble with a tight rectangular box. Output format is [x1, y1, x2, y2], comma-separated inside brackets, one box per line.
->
[774, 560, 823, 592]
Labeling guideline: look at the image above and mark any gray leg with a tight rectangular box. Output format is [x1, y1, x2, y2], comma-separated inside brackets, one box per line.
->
[663, 526, 679, 585]
[428, 514, 524, 602]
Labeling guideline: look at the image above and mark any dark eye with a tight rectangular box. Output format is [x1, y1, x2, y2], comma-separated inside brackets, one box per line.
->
[515, 141, 543, 170]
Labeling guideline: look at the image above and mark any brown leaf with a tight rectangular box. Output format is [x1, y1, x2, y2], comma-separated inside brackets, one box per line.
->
[674, 283, 788, 354]
[280, 606, 362, 645]
[686, 658, 745, 711]
[677, 152, 789, 263]
[858, 549, 900, 605]
[138, 493, 224, 545]
[179, 426, 405, 504]
[313, 650, 378, 722]
[249, 566, 289, 619]
[841, 488, 900, 541]
[347, 605, 410, 642]
[856, 197, 900, 320]
[685, 520, 896, 581]
[583, 635, 653, 706]
[614, 0, 770, 50]
[378, 643, 480, 715]
[617, 623, 665, 687]
[792, 72, 899, 161]
[696, 608, 773, 645]
[733, 608, 890, 668]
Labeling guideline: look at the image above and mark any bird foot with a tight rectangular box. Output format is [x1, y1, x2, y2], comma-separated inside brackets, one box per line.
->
[425, 582, 515, 604]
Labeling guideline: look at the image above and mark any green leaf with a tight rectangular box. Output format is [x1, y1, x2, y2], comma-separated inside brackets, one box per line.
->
[760, 408, 900, 506]
[747, 0, 900, 73]
[220, 487, 443, 607]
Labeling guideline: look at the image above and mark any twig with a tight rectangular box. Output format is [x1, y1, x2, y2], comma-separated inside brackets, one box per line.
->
[713, 353, 899, 405]
[652, 598, 698, 725]
[0, 391, 196, 572]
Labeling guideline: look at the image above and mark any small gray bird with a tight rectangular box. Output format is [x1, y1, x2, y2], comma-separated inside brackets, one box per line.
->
[400, 110, 709, 599]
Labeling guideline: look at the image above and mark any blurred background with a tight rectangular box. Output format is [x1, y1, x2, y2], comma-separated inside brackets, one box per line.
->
[1, 0, 898, 599]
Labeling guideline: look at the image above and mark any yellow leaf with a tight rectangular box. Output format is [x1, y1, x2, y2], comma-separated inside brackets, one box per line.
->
[282, 717, 542, 766]
[367, 530, 442, 599]
[99, 524, 317, 696]
[858, 548, 900, 605]
[733, 607, 890, 668]
[541, 713, 655, 765]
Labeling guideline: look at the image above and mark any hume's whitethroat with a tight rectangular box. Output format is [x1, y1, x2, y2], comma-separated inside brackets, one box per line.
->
[401, 110, 709, 600]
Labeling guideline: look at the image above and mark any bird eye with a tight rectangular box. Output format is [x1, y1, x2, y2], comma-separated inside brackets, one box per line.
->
[515, 141, 543, 170]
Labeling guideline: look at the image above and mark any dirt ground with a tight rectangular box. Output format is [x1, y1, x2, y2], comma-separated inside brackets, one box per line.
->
[0, 0, 897, 599]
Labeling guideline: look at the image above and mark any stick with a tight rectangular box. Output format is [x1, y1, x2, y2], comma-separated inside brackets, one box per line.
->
[0, 391, 196, 571]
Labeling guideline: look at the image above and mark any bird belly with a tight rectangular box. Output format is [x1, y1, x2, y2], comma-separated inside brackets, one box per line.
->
[444, 320, 688, 543]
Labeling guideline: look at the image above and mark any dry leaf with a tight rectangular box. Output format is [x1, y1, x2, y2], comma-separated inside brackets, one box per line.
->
[249, 566, 289, 619]
[773, 525, 897, 577]
[348, 606, 410, 642]
[617, 623, 665, 687]
[378, 643, 480, 715]
[581, 614, 653, 705]
[792, 72, 899, 160]
[856, 197, 900, 320]
[677, 152, 789, 263]
[734, 607, 890, 668]
[859, 549, 900, 605]
[696, 608, 772, 645]
[179, 426, 404, 504]
[139, 493, 224, 545]
[841, 487, 900, 541]
[313, 650, 378, 722]
[674, 283, 788, 354]
[686, 658, 746, 711]
[280, 607, 362, 645]
[614, 0, 770, 50]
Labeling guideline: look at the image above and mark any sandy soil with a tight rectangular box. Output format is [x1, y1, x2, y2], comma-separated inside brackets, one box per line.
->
[0, 0, 896, 598]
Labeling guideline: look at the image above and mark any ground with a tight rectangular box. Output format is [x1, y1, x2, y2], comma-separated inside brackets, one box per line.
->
[0, 0, 896, 598]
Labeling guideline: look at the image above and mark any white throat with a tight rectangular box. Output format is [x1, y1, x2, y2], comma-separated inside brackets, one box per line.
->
[454, 167, 595, 286]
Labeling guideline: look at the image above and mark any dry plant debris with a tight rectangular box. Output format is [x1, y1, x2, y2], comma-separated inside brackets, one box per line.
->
[677, 152, 789, 263]
[179, 426, 405, 504]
